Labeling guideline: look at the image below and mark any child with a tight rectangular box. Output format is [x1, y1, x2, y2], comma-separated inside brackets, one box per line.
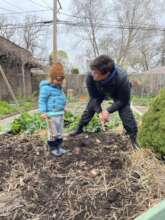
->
[38, 63, 67, 157]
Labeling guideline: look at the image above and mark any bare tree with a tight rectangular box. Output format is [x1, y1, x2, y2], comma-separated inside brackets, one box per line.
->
[115, 0, 156, 64]
[124, 27, 160, 71]
[21, 16, 44, 55]
[70, 0, 108, 57]
[0, 16, 16, 40]
[99, 0, 165, 72]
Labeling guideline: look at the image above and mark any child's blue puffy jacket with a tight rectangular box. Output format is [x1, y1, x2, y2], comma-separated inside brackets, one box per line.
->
[38, 80, 67, 116]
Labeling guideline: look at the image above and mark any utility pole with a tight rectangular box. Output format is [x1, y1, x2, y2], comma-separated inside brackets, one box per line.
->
[53, 0, 58, 63]
[161, 30, 165, 66]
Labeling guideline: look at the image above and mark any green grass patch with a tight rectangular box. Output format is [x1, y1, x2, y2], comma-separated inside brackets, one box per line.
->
[0, 101, 17, 117]
[132, 95, 155, 107]
[0, 100, 37, 119]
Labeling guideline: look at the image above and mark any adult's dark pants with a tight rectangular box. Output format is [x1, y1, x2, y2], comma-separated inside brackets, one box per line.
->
[78, 99, 138, 139]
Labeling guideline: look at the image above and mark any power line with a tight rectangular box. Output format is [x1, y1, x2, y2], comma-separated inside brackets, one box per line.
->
[0, 6, 18, 12]
[59, 11, 117, 22]
[0, 9, 51, 16]
[59, 11, 164, 28]
[0, 19, 165, 32]
[2, 0, 23, 11]
[58, 20, 165, 32]
[39, 0, 62, 11]
[27, 0, 48, 9]
[0, 20, 52, 30]
[41, 0, 52, 10]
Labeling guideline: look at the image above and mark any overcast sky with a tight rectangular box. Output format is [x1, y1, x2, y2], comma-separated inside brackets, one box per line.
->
[0, 0, 87, 70]
[0, 0, 165, 72]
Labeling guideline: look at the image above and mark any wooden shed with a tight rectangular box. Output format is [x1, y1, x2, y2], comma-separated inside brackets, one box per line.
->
[0, 36, 41, 101]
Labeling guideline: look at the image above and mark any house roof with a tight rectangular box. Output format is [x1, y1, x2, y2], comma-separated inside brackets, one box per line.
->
[0, 36, 40, 67]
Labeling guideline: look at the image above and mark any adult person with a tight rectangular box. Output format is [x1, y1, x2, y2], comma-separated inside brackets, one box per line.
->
[71, 55, 139, 149]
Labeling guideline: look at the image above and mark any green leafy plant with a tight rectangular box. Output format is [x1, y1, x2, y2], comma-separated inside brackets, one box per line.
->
[64, 111, 101, 132]
[64, 111, 78, 127]
[10, 110, 122, 135]
[65, 112, 121, 133]
[105, 113, 121, 130]
[11, 113, 47, 134]
[84, 114, 102, 133]
[64, 111, 81, 131]
[138, 89, 165, 156]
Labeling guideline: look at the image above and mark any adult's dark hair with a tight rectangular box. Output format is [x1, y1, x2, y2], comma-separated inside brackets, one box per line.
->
[90, 55, 114, 75]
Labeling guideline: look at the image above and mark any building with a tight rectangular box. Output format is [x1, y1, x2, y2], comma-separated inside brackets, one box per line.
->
[0, 36, 42, 101]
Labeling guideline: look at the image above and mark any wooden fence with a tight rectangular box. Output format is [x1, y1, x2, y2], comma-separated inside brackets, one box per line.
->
[64, 74, 86, 96]
[31, 71, 165, 98]
[64, 74, 165, 97]
[129, 73, 165, 96]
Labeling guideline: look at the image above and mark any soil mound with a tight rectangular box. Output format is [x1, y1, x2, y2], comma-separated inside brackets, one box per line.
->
[0, 132, 164, 220]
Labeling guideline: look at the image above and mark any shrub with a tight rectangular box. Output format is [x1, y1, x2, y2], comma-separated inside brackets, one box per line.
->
[71, 68, 79, 75]
[138, 89, 165, 156]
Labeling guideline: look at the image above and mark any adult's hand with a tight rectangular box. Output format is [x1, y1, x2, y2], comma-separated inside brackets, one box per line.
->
[99, 111, 110, 123]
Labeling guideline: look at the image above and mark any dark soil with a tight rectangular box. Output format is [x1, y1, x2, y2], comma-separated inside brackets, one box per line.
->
[0, 132, 162, 220]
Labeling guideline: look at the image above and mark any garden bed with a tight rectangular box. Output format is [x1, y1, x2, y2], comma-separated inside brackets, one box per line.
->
[0, 132, 164, 220]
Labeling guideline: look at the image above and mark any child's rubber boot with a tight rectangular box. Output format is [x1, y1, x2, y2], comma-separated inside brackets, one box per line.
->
[47, 140, 63, 157]
[47, 140, 56, 151]
[51, 147, 64, 157]
[56, 138, 69, 155]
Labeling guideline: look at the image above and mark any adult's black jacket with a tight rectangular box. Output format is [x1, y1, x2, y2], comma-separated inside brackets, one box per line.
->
[86, 65, 131, 113]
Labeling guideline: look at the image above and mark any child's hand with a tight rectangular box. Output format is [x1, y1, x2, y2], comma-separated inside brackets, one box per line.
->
[40, 113, 48, 120]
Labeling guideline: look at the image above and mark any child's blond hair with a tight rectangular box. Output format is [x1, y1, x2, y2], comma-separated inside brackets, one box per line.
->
[48, 63, 65, 83]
